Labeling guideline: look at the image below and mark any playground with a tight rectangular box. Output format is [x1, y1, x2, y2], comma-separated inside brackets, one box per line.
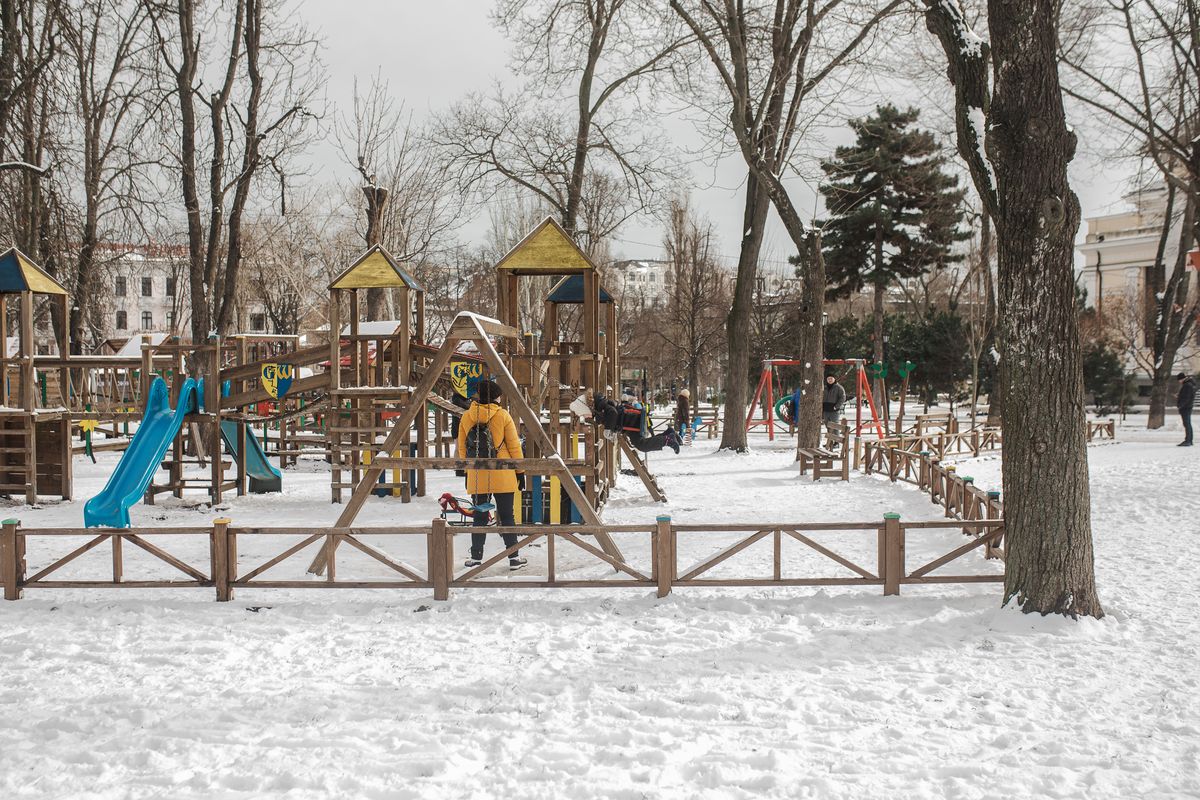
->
[0, 225, 1196, 798]
[1, 426, 1197, 798]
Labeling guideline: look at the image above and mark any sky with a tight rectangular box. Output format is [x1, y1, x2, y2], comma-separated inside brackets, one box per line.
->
[299, 0, 1135, 274]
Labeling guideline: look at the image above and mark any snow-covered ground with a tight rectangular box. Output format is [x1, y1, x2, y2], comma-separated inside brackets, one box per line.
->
[1, 419, 1197, 798]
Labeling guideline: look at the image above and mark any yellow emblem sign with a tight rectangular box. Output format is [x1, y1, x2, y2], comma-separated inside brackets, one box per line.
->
[450, 360, 484, 399]
[260, 363, 295, 400]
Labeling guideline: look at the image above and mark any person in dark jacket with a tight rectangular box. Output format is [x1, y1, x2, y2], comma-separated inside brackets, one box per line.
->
[675, 389, 690, 437]
[822, 374, 847, 449]
[822, 374, 846, 423]
[1178, 372, 1195, 447]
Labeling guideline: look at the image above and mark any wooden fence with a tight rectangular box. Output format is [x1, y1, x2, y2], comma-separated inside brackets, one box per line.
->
[0, 515, 1004, 602]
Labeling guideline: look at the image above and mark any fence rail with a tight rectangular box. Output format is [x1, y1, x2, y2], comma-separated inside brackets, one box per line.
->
[0, 514, 1004, 603]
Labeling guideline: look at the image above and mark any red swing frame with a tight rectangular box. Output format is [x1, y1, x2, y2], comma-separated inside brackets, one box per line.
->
[745, 358, 886, 440]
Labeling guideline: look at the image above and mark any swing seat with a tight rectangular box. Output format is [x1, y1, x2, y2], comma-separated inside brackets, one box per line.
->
[438, 492, 495, 526]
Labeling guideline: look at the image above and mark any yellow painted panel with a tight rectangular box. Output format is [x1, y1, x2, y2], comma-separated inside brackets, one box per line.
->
[513, 491, 522, 523]
[331, 250, 410, 289]
[549, 476, 561, 524]
[496, 220, 593, 273]
[17, 253, 67, 295]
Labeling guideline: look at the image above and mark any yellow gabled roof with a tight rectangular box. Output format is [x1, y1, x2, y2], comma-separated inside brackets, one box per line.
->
[0, 247, 68, 295]
[494, 216, 597, 274]
[329, 245, 423, 291]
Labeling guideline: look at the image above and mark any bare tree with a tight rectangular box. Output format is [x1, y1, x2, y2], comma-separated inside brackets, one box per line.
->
[148, 0, 319, 344]
[669, 0, 904, 451]
[59, 0, 157, 353]
[923, 0, 1102, 617]
[435, 0, 689, 254]
[337, 76, 464, 321]
[657, 196, 729, 399]
[1061, 0, 1199, 428]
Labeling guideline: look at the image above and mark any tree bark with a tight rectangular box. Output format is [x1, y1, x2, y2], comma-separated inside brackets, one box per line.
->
[924, 0, 1101, 617]
[873, 271, 886, 413]
[363, 184, 388, 320]
[795, 232, 825, 450]
[720, 171, 769, 451]
[988, 0, 1101, 617]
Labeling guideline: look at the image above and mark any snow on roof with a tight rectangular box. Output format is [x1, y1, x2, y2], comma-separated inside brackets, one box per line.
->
[113, 332, 169, 356]
[341, 320, 404, 336]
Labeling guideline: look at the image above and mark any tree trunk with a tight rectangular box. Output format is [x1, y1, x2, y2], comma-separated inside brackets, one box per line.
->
[989, 0, 1101, 617]
[873, 273, 886, 415]
[719, 172, 769, 451]
[795, 231, 825, 450]
[363, 184, 388, 320]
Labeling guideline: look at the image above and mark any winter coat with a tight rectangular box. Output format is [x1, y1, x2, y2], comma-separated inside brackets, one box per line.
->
[822, 382, 846, 414]
[1179, 377, 1197, 412]
[457, 401, 523, 495]
[675, 394, 690, 426]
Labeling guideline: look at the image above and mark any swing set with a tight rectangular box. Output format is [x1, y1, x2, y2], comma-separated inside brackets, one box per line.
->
[746, 358, 886, 440]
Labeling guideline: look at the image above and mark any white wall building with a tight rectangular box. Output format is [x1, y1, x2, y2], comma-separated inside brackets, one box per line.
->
[1076, 185, 1200, 382]
[99, 244, 275, 348]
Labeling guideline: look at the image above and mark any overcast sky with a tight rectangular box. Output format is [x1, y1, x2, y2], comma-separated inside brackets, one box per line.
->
[300, 0, 1134, 273]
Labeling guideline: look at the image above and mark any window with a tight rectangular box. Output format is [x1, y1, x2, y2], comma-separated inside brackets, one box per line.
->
[115, 310, 127, 330]
[141, 277, 153, 297]
[250, 313, 267, 332]
[115, 276, 126, 297]
[166, 310, 175, 330]
[165, 277, 176, 297]
[141, 311, 153, 330]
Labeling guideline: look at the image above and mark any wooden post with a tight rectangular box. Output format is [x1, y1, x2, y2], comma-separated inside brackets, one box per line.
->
[654, 515, 672, 598]
[430, 517, 450, 601]
[212, 518, 232, 601]
[881, 512, 903, 596]
[2, 519, 21, 600]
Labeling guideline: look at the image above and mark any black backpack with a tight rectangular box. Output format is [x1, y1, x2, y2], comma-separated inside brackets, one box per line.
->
[465, 417, 498, 459]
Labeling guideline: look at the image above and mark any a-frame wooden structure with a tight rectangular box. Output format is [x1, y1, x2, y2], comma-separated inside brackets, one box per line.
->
[307, 312, 624, 574]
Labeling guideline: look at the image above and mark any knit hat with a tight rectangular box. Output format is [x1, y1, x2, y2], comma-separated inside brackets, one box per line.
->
[476, 380, 502, 403]
[679, 389, 690, 398]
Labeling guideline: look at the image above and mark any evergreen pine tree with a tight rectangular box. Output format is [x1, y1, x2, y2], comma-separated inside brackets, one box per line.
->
[818, 105, 968, 387]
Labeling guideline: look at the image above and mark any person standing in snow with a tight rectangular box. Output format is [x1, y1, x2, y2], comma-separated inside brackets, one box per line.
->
[822, 373, 846, 448]
[675, 389, 690, 438]
[1177, 372, 1195, 447]
[457, 380, 527, 570]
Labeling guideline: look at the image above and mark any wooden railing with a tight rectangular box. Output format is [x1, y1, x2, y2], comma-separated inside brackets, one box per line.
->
[0, 514, 1004, 602]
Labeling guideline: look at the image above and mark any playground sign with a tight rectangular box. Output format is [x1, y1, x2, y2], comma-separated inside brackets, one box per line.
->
[450, 359, 485, 398]
[260, 363, 295, 400]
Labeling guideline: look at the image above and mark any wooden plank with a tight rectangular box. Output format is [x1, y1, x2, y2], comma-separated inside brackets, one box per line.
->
[908, 528, 1005, 578]
[124, 534, 210, 582]
[23, 534, 110, 584]
[618, 436, 665, 502]
[558, 531, 649, 581]
[241, 533, 325, 582]
[341, 534, 426, 583]
[678, 530, 771, 581]
[781, 529, 877, 580]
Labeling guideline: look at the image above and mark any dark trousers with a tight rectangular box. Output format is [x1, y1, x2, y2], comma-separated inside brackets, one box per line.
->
[471, 492, 518, 557]
[1182, 409, 1193, 444]
[629, 431, 666, 453]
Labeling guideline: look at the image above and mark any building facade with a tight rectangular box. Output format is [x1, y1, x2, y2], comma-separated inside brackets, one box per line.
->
[1076, 185, 1199, 384]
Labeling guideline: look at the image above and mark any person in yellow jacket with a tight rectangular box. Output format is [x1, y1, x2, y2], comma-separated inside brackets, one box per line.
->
[457, 379, 527, 570]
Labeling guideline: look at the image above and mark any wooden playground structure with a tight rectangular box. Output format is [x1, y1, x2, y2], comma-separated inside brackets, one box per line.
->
[11, 216, 1138, 606]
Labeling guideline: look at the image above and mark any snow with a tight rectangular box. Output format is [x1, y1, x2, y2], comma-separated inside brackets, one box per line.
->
[1, 421, 1198, 797]
[113, 332, 169, 356]
[966, 106, 997, 193]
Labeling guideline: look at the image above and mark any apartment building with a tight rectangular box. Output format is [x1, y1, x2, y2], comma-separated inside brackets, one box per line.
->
[1077, 184, 1200, 381]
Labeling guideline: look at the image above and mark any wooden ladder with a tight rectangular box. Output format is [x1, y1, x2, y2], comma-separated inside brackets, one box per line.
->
[618, 436, 667, 502]
[0, 417, 35, 502]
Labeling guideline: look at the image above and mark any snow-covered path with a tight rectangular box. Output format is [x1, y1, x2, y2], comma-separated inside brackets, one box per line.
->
[1, 425, 1197, 798]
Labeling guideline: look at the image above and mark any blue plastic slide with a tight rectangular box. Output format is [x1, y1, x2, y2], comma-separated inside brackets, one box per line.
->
[84, 376, 201, 528]
[219, 421, 282, 493]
